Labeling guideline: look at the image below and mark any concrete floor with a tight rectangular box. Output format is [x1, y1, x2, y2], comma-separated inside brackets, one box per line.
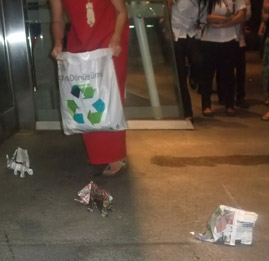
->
[1, 51, 269, 260]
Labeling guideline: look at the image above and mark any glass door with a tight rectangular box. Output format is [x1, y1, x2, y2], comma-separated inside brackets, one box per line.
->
[126, 0, 183, 120]
[0, 0, 18, 142]
[25, 0, 60, 123]
[25, 0, 189, 129]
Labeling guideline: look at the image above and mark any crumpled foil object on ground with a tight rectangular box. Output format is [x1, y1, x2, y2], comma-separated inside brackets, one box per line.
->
[6, 147, 34, 178]
[74, 181, 113, 217]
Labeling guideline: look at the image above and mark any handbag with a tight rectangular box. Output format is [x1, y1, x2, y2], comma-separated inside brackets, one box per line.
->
[57, 48, 127, 135]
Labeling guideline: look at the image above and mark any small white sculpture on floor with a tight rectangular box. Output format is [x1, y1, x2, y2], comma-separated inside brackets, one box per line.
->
[6, 147, 33, 178]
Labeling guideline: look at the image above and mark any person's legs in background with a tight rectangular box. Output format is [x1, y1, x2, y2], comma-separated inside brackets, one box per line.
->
[235, 46, 249, 108]
[187, 37, 203, 93]
[174, 38, 193, 121]
[262, 37, 269, 106]
[216, 40, 237, 116]
[216, 69, 225, 105]
[200, 41, 217, 116]
[188, 65, 198, 90]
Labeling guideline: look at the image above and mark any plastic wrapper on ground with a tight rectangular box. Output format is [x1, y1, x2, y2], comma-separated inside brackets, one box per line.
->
[6, 147, 34, 178]
[74, 181, 113, 217]
[195, 205, 258, 246]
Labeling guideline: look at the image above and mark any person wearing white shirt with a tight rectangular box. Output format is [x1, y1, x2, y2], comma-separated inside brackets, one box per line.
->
[234, 0, 251, 108]
[168, 0, 213, 122]
[200, 0, 246, 116]
[217, 0, 251, 108]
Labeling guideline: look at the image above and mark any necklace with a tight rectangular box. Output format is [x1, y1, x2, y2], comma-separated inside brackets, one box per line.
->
[86, 0, 95, 27]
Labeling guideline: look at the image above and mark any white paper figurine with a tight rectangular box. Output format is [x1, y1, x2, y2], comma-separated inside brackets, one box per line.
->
[6, 147, 33, 178]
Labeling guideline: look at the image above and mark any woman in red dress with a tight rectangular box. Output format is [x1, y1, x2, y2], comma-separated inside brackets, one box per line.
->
[49, 0, 129, 176]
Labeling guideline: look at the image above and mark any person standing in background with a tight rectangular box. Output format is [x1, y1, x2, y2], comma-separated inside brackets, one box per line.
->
[218, 0, 251, 108]
[200, 0, 246, 117]
[234, 0, 251, 108]
[49, 0, 129, 176]
[168, 0, 214, 122]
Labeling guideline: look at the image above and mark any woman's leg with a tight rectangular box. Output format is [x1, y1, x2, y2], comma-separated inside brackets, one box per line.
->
[235, 46, 247, 105]
[187, 37, 203, 88]
[83, 26, 129, 165]
[262, 37, 269, 103]
[200, 41, 217, 111]
[174, 39, 193, 118]
[217, 40, 237, 111]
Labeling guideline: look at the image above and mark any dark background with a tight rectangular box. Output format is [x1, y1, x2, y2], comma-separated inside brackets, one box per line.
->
[246, 0, 263, 50]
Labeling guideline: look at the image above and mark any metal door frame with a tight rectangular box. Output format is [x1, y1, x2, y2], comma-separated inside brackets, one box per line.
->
[0, 0, 35, 140]
[0, 0, 18, 142]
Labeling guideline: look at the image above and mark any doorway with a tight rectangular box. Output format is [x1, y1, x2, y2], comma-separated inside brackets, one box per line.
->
[25, 0, 192, 130]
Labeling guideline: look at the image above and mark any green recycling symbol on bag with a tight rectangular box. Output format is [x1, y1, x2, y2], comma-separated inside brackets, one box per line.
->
[67, 83, 105, 125]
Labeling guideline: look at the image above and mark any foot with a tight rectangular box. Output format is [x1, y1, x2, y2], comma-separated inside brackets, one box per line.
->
[226, 107, 236, 117]
[235, 99, 249, 109]
[185, 116, 193, 123]
[261, 112, 269, 121]
[102, 158, 127, 177]
[202, 108, 214, 117]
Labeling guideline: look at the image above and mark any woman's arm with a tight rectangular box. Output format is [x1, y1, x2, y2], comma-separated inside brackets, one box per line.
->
[262, 0, 269, 24]
[210, 9, 246, 28]
[109, 0, 128, 56]
[263, 0, 269, 13]
[245, 0, 251, 21]
[258, 21, 266, 37]
[262, 10, 269, 23]
[49, 0, 65, 57]
[207, 14, 231, 24]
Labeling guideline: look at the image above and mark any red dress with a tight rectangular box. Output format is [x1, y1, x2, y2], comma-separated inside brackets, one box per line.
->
[62, 0, 129, 164]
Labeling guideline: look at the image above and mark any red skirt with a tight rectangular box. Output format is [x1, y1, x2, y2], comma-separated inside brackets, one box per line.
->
[82, 29, 129, 164]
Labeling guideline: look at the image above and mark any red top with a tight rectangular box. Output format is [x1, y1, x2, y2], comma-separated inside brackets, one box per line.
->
[62, 0, 121, 52]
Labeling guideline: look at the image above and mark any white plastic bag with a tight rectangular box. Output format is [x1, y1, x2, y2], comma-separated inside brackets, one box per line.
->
[57, 48, 127, 135]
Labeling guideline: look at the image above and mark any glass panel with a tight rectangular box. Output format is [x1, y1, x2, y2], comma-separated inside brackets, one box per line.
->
[0, 15, 13, 114]
[25, 0, 182, 122]
[125, 0, 182, 119]
[25, 1, 60, 121]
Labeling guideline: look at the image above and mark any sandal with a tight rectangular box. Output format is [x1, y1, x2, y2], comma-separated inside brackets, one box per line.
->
[261, 112, 269, 121]
[102, 158, 127, 177]
[202, 108, 214, 117]
[226, 108, 236, 117]
[185, 116, 194, 123]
